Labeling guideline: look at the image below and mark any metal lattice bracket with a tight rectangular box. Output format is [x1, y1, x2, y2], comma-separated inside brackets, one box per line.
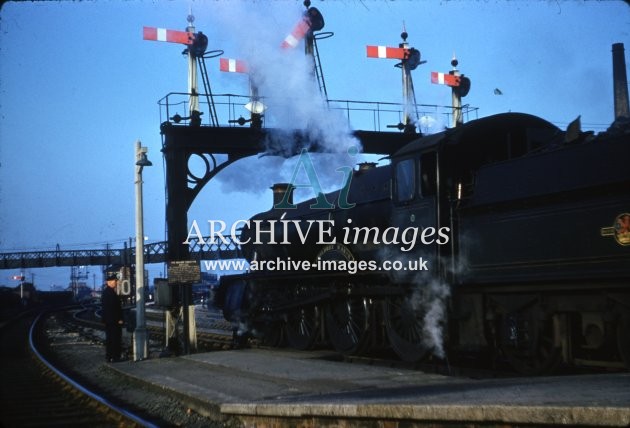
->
[187, 152, 217, 187]
[184, 151, 242, 210]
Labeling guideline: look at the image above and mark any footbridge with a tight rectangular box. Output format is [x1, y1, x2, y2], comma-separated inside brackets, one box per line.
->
[0, 236, 241, 270]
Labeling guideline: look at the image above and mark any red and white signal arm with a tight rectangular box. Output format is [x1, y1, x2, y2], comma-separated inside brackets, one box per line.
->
[219, 58, 248, 73]
[281, 7, 324, 49]
[366, 45, 407, 60]
[431, 71, 460, 87]
[282, 18, 311, 49]
[12, 275, 25, 281]
[143, 26, 194, 45]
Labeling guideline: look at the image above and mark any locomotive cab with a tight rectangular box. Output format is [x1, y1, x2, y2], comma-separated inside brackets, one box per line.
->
[389, 113, 560, 281]
[390, 145, 442, 277]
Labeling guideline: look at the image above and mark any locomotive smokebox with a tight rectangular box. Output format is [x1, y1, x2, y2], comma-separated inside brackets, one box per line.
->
[271, 183, 294, 207]
[612, 43, 630, 120]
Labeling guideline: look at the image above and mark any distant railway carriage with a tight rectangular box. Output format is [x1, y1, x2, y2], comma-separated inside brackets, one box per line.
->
[216, 112, 630, 373]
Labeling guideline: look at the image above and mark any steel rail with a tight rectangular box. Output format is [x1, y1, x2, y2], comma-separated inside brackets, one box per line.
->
[29, 310, 159, 428]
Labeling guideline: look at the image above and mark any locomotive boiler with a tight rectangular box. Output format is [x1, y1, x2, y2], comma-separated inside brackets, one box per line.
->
[216, 111, 630, 373]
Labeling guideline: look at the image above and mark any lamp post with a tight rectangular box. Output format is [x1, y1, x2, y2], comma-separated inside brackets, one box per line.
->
[134, 140, 152, 361]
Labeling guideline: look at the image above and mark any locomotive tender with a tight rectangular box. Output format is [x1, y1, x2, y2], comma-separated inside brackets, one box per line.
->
[217, 112, 630, 373]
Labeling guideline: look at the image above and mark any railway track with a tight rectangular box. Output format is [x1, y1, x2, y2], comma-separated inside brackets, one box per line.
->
[0, 309, 157, 428]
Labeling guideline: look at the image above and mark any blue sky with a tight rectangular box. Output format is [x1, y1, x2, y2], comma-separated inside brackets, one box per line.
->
[1, 0, 628, 289]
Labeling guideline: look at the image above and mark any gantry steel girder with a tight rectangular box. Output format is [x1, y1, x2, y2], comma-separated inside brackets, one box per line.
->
[0, 237, 240, 270]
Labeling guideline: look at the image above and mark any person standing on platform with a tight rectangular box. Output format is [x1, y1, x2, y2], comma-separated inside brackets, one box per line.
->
[102, 273, 124, 362]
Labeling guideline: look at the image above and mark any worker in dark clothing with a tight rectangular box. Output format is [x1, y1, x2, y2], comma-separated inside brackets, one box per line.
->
[102, 273, 124, 362]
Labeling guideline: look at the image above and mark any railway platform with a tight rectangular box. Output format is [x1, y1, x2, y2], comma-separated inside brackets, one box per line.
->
[106, 348, 630, 427]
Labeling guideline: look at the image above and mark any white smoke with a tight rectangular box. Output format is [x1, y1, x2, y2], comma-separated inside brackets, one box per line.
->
[215, 156, 286, 194]
[417, 250, 470, 359]
[209, 2, 362, 194]
[216, 151, 359, 198]
[418, 277, 450, 359]
[417, 115, 447, 135]
[376, 245, 457, 359]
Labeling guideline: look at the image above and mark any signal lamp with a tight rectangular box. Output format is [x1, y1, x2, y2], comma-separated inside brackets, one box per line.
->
[245, 100, 267, 114]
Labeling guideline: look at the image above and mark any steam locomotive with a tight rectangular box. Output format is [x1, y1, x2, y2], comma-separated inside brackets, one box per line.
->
[216, 112, 630, 374]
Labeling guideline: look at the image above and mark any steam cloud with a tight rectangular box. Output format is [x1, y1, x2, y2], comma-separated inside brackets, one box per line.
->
[216, 153, 355, 197]
[416, 277, 450, 359]
[210, 2, 362, 195]
[416, 252, 469, 359]
[377, 245, 462, 360]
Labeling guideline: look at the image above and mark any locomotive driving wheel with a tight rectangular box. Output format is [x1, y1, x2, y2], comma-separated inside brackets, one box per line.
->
[318, 244, 371, 355]
[325, 295, 371, 355]
[384, 295, 429, 362]
[258, 321, 285, 347]
[285, 305, 320, 350]
[285, 283, 321, 350]
[498, 306, 561, 375]
[248, 287, 285, 347]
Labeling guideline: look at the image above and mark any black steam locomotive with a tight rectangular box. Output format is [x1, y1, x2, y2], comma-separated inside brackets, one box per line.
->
[217, 112, 630, 373]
